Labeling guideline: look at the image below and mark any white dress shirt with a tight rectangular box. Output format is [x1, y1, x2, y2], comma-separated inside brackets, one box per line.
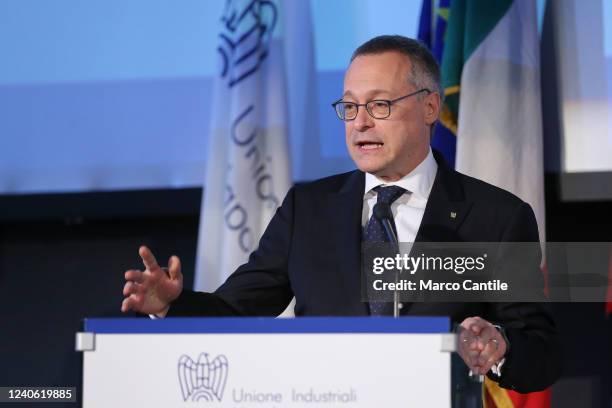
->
[361, 148, 438, 240]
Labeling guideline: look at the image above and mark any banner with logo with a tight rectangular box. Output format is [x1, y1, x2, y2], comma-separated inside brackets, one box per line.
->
[195, 0, 292, 295]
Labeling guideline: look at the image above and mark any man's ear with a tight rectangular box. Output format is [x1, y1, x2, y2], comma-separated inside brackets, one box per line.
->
[424, 91, 441, 126]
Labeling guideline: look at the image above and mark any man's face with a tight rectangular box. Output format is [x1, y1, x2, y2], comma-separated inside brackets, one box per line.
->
[343, 51, 439, 181]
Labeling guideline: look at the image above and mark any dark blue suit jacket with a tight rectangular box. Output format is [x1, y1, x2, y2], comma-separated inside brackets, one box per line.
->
[169, 151, 560, 392]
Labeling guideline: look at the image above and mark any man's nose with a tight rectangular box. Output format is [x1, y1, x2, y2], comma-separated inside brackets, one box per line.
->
[352, 106, 374, 131]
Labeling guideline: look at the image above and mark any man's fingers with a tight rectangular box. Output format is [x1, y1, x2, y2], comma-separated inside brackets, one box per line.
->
[467, 349, 481, 369]
[478, 341, 496, 365]
[121, 291, 145, 312]
[459, 330, 478, 351]
[468, 321, 487, 336]
[461, 316, 487, 336]
[124, 269, 144, 283]
[139, 245, 159, 270]
[460, 348, 481, 374]
[471, 326, 506, 374]
[476, 326, 497, 350]
[122, 263, 145, 313]
[121, 297, 131, 313]
[477, 341, 503, 374]
[167, 255, 182, 280]
[458, 329, 481, 371]
[123, 281, 140, 296]
[459, 321, 483, 351]
[121, 296, 138, 313]
[121, 295, 142, 313]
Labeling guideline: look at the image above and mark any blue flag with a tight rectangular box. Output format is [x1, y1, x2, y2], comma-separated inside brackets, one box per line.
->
[418, 0, 456, 168]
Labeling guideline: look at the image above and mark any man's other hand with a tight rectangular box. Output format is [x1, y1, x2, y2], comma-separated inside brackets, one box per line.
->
[121, 246, 183, 316]
[458, 316, 507, 376]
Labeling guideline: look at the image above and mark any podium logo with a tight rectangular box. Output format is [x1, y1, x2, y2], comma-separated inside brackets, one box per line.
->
[178, 353, 229, 402]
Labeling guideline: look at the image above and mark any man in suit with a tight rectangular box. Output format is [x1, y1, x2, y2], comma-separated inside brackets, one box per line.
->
[121, 35, 560, 393]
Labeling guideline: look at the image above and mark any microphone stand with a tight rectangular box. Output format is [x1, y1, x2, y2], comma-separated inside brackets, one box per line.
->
[374, 203, 401, 318]
[380, 221, 400, 318]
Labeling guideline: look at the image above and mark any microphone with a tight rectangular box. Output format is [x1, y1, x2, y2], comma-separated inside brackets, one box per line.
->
[372, 202, 401, 318]
[373, 203, 398, 245]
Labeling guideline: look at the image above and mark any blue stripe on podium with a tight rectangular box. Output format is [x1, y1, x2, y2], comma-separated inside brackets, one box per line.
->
[84, 317, 450, 334]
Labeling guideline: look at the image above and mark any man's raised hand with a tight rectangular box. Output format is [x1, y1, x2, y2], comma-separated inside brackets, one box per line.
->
[121, 246, 183, 316]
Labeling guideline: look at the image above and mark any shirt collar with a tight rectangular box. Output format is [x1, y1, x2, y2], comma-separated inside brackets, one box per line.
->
[364, 148, 438, 200]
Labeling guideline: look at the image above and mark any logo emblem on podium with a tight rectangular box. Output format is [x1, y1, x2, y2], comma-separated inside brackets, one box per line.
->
[178, 353, 229, 402]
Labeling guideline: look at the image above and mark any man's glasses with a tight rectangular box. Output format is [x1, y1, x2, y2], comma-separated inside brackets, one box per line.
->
[331, 88, 431, 121]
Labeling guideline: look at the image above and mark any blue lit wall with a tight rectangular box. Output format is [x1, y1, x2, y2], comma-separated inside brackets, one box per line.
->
[0, 0, 420, 193]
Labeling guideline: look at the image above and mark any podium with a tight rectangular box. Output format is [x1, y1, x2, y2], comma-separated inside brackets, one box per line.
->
[77, 317, 456, 407]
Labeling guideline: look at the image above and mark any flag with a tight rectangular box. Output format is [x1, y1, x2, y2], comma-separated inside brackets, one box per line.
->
[440, 0, 549, 406]
[442, 0, 546, 244]
[418, 0, 457, 168]
[194, 0, 293, 299]
[484, 386, 551, 408]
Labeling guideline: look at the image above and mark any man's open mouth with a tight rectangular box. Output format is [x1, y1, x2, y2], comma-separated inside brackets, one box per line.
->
[356, 141, 383, 150]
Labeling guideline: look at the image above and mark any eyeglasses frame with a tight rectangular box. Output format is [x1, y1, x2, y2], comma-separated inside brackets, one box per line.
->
[331, 88, 432, 121]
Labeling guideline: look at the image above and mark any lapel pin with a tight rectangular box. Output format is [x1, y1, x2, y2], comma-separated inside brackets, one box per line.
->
[450, 211, 457, 219]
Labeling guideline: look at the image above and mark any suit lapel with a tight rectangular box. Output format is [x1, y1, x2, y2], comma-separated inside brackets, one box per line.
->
[400, 151, 472, 314]
[415, 150, 473, 243]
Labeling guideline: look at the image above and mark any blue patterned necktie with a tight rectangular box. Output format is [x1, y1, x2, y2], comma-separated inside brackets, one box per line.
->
[364, 185, 406, 316]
